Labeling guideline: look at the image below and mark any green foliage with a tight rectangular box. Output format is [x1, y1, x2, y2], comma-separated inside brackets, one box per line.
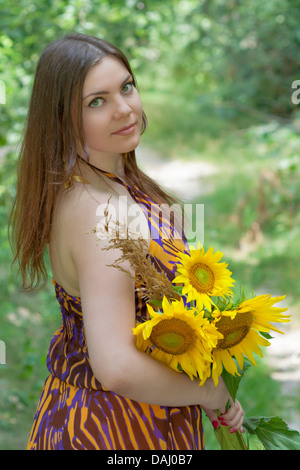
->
[1, 0, 300, 145]
[222, 358, 252, 402]
[244, 416, 300, 450]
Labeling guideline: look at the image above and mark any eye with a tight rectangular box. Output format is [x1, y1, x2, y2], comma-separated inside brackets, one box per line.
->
[122, 81, 134, 94]
[88, 97, 105, 108]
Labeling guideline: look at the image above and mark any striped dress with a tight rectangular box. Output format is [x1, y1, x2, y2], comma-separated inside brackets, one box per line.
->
[27, 169, 204, 450]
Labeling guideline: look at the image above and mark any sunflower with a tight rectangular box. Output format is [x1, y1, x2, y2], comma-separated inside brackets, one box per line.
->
[172, 243, 235, 311]
[211, 294, 290, 385]
[133, 296, 222, 383]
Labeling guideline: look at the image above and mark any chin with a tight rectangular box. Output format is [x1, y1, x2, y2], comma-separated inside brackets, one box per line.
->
[124, 136, 141, 153]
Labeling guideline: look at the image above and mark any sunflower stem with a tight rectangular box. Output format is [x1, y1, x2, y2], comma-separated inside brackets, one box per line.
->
[214, 425, 248, 450]
[213, 409, 248, 450]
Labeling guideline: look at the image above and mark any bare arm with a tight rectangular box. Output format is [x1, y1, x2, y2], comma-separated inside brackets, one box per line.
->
[69, 195, 230, 409]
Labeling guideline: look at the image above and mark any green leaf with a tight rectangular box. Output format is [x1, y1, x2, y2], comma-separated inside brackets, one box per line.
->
[172, 285, 183, 296]
[211, 295, 231, 311]
[225, 399, 231, 413]
[259, 331, 274, 340]
[147, 299, 162, 308]
[221, 358, 252, 401]
[243, 416, 261, 434]
[243, 416, 300, 450]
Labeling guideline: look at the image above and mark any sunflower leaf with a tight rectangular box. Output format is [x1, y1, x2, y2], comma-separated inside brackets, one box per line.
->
[243, 416, 300, 450]
[259, 331, 274, 340]
[225, 399, 231, 413]
[221, 358, 252, 401]
[212, 296, 230, 311]
[172, 285, 183, 296]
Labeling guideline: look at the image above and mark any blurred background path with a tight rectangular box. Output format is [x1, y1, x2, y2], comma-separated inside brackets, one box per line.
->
[137, 145, 218, 200]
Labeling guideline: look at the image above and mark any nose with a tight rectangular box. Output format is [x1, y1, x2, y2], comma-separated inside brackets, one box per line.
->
[113, 96, 132, 120]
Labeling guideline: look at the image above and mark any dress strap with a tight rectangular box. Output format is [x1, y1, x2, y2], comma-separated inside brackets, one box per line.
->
[64, 174, 90, 189]
[75, 155, 131, 190]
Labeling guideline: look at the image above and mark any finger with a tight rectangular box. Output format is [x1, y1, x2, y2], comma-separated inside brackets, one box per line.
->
[202, 407, 220, 430]
[219, 399, 241, 421]
[218, 398, 235, 419]
[220, 408, 244, 428]
[226, 412, 244, 431]
[219, 401, 244, 430]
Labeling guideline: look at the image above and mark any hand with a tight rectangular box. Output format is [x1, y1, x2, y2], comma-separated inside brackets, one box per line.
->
[203, 398, 245, 433]
[201, 376, 231, 411]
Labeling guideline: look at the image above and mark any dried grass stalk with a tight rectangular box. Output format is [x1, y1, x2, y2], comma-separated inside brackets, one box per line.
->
[92, 198, 180, 304]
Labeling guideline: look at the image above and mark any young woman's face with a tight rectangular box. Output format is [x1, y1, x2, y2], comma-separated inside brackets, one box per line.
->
[81, 56, 143, 159]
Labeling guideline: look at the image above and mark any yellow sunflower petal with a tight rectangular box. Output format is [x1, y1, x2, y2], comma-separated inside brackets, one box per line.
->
[211, 350, 224, 386]
[173, 274, 188, 284]
[229, 329, 270, 367]
[219, 349, 239, 376]
[238, 294, 290, 334]
[233, 348, 245, 370]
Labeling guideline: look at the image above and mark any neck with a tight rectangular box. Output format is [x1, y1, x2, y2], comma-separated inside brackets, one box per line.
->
[76, 153, 128, 182]
[90, 152, 126, 179]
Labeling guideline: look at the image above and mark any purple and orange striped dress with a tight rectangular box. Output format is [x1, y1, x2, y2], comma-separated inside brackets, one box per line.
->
[27, 169, 204, 450]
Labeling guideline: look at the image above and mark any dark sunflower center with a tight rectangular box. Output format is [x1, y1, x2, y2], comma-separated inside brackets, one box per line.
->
[190, 263, 215, 293]
[216, 312, 253, 350]
[150, 318, 196, 355]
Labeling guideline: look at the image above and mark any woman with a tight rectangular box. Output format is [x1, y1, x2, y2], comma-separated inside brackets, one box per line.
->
[10, 33, 244, 450]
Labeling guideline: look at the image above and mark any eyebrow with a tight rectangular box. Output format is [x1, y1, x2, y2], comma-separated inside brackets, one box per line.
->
[82, 74, 132, 100]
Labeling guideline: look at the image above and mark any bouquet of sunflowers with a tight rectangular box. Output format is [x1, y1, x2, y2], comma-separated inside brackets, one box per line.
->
[94, 205, 300, 450]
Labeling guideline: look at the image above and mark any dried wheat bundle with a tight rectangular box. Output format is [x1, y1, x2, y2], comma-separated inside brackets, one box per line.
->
[92, 198, 180, 304]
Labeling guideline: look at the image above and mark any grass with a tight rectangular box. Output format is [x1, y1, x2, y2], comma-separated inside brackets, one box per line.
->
[1, 77, 299, 449]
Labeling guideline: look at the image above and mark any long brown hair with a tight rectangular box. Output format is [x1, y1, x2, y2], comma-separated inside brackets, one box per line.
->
[9, 33, 180, 290]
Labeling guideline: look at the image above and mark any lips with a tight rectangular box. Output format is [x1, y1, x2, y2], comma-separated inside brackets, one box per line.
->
[112, 122, 136, 135]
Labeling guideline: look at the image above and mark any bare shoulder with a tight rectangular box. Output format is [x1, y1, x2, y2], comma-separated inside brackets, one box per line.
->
[57, 181, 119, 244]
[59, 182, 138, 271]
[61, 179, 150, 249]
[50, 177, 149, 295]
[49, 180, 118, 290]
